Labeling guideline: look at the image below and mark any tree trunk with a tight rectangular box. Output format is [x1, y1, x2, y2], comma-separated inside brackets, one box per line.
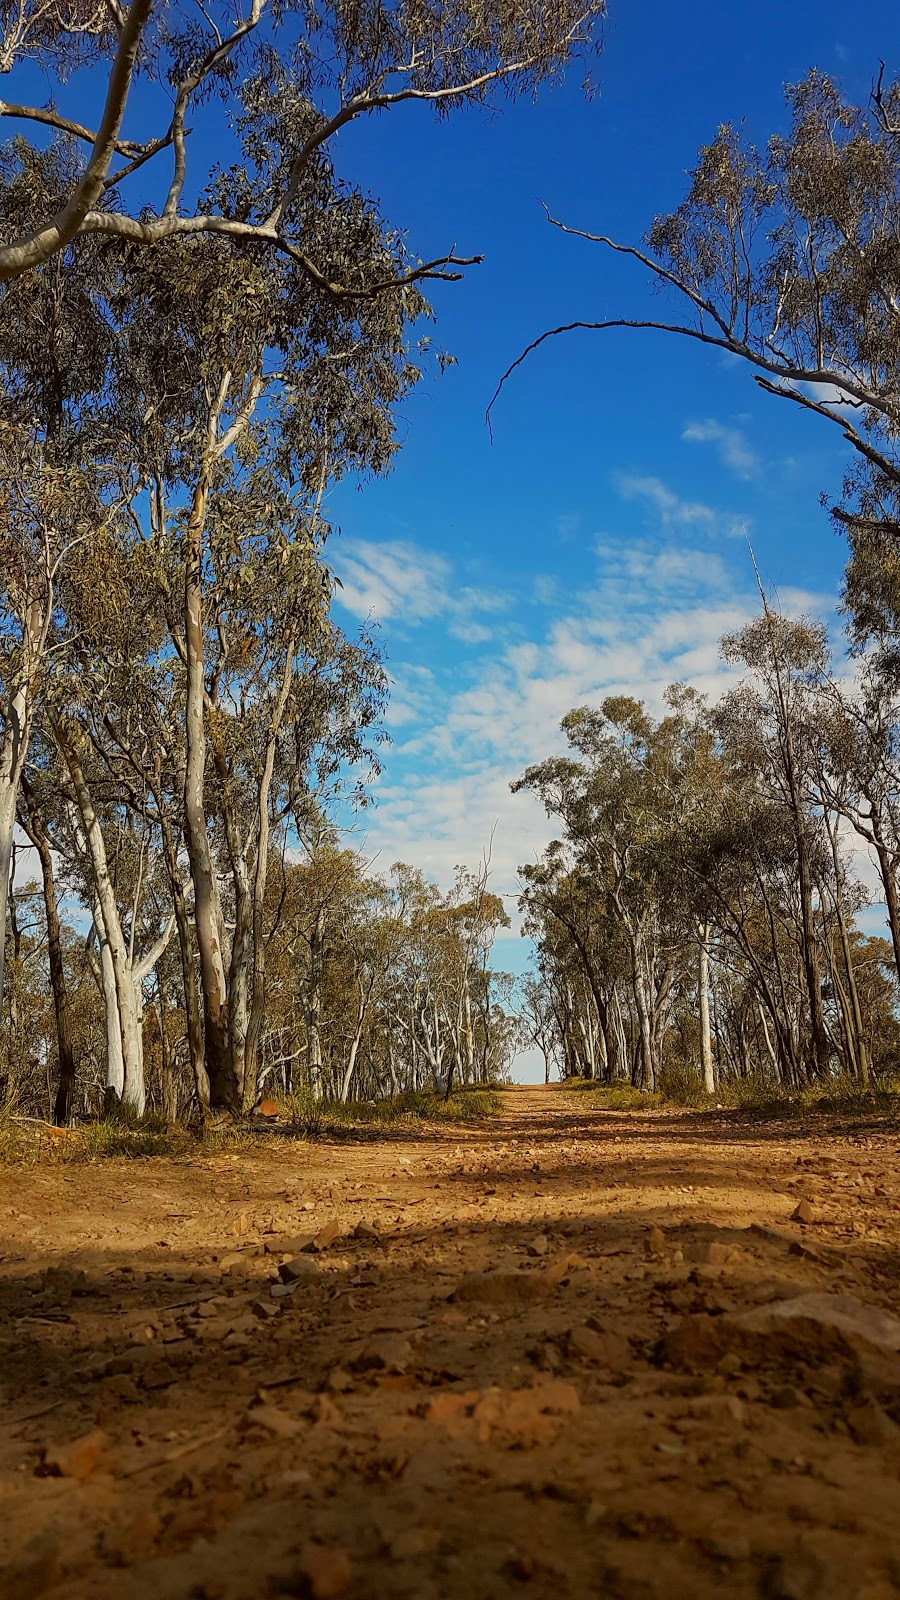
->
[0, 683, 30, 1015]
[698, 923, 714, 1094]
[304, 906, 326, 1099]
[182, 470, 234, 1109]
[59, 737, 146, 1112]
[159, 809, 208, 1114]
[868, 804, 900, 987]
[20, 787, 77, 1124]
[825, 817, 870, 1086]
[632, 964, 655, 1091]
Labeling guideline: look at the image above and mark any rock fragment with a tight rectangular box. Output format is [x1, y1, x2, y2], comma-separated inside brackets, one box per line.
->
[42, 1429, 109, 1481]
[567, 1323, 630, 1368]
[249, 1403, 303, 1438]
[352, 1333, 412, 1374]
[293, 1543, 353, 1599]
[278, 1257, 321, 1285]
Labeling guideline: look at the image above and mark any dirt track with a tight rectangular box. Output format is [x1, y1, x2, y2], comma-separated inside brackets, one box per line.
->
[1, 1084, 899, 1599]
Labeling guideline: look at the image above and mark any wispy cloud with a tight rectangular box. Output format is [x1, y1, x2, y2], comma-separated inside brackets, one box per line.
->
[615, 473, 747, 538]
[335, 537, 508, 642]
[682, 418, 761, 479]
[349, 534, 814, 908]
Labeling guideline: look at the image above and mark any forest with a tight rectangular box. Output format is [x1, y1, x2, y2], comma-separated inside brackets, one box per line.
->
[4, 41, 900, 1121]
[2, 5, 900, 1600]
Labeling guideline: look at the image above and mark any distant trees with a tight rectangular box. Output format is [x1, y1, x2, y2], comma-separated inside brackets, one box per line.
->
[516, 607, 900, 1093]
[1, 841, 516, 1120]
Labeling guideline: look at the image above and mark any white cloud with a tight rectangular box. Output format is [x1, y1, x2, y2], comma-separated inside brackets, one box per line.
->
[335, 539, 450, 621]
[334, 537, 509, 642]
[615, 473, 748, 539]
[350, 533, 805, 920]
[682, 418, 761, 479]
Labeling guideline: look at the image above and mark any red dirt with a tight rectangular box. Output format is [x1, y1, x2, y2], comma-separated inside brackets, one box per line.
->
[1, 1085, 899, 1599]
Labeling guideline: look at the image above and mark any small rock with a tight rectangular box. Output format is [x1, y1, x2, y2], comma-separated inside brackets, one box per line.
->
[249, 1403, 303, 1438]
[527, 1235, 550, 1258]
[42, 1429, 109, 1481]
[278, 1257, 321, 1285]
[294, 1543, 353, 1599]
[353, 1221, 379, 1241]
[140, 1361, 177, 1391]
[390, 1527, 439, 1560]
[218, 1252, 244, 1273]
[308, 1394, 343, 1429]
[568, 1324, 630, 1368]
[791, 1199, 814, 1226]
[269, 1220, 341, 1257]
[845, 1401, 900, 1445]
[685, 1241, 732, 1266]
[252, 1299, 280, 1320]
[352, 1334, 412, 1374]
[271, 1281, 298, 1298]
[759, 1548, 832, 1600]
[311, 1219, 342, 1252]
[645, 1226, 667, 1258]
[326, 1367, 354, 1394]
[425, 1391, 476, 1424]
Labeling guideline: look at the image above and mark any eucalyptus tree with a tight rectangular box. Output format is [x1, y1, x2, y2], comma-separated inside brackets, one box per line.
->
[0, 146, 118, 1015]
[515, 697, 690, 1090]
[0, 0, 605, 280]
[718, 612, 833, 1077]
[492, 68, 900, 546]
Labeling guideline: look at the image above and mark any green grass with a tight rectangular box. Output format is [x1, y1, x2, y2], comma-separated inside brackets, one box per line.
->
[0, 1084, 501, 1164]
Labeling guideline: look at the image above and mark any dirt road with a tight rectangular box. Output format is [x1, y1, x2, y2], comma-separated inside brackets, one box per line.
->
[1, 1085, 899, 1599]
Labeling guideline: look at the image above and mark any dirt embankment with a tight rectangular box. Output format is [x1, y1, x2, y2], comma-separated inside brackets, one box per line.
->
[1, 1086, 899, 1600]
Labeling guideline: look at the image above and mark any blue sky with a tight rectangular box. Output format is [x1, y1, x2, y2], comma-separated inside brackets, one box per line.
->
[9, 2, 897, 1077]
[317, 0, 898, 1050]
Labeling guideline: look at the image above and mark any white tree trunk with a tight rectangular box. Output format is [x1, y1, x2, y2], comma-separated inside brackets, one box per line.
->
[698, 924, 714, 1094]
[95, 917, 125, 1102]
[0, 684, 31, 1012]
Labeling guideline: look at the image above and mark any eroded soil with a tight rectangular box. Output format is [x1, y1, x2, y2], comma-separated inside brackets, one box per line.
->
[1, 1085, 899, 1599]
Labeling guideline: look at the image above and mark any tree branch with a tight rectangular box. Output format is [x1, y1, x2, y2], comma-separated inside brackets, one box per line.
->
[0, 0, 154, 282]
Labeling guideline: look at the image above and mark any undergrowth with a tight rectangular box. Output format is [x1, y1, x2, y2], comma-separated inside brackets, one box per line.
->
[569, 1068, 900, 1121]
[0, 1084, 501, 1165]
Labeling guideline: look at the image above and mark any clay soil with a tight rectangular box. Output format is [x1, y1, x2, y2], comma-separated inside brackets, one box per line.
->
[1, 1084, 900, 1600]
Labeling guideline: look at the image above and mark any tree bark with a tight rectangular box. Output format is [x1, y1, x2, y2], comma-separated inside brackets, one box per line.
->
[20, 785, 77, 1124]
[0, 682, 31, 1015]
[182, 468, 234, 1109]
[698, 923, 714, 1094]
[158, 808, 208, 1114]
